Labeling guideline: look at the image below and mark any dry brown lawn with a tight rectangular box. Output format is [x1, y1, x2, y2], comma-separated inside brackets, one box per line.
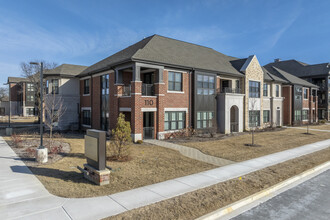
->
[107, 147, 330, 220]
[0, 116, 38, 124]
[309, 124, 330, 130]
[182, 128, 330, 162]
[4, 133, 215, 198]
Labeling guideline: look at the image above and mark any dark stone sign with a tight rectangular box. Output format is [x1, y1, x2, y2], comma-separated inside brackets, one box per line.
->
[84, 129, 106, 170]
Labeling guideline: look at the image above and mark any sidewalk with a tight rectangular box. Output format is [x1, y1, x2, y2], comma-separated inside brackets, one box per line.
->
[284, 126, 330, 133]
[144, 139, 234, 166]
[0, 136, 329, 220]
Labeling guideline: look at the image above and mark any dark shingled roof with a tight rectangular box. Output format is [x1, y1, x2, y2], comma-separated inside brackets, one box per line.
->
[262, 67, 287, 83]
[264, 66, 318, 88]
[265, 59, 330, 77]
[79, 34, 244, 77]
[44, 64, 87, 77]
[7, 77, 29, 83]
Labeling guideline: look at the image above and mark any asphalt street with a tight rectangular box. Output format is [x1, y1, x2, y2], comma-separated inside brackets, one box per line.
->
[232, 169, 330, 220]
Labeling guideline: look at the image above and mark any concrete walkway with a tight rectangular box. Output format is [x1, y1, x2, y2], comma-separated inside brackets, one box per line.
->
[0, 136, 329, 220]
[144, 139, 234, 166]
[284, 126, 330, 133]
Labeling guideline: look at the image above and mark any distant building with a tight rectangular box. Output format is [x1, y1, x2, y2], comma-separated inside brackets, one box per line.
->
[263, 65, 319, 125]
[7, 77, 38, 116]
[265, 59, 329, 120]
[43, 64, 87, 130]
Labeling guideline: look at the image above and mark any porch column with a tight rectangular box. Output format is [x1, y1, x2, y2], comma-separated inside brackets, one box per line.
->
[132, 64, 141, 81]
[157, 67, 164, 83]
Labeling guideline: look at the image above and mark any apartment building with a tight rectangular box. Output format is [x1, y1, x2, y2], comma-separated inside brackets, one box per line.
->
[78, 35, 285, 141]
[43, 64, 87, 130]
[263, 65, 318, 125]
[265, 59, 329, 120]
[7, 77, 37, 116]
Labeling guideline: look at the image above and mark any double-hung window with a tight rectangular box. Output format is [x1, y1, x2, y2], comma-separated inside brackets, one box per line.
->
[168, 72, 182, 91]
[83, 110, 91, 126]
[276, 85, 280, 97]
[27, 83, 34, 92]
[303, 88, 308, 99]
[84, 79, 90, 95]
[249, 110, 260, 127]
[263, 83, 268, 96]
[27, 95, 34, 102]
[302, 110, 309, 120]
[263, 110, 270, 123]
[164, 111, 185, 130]
[51, 79, 59, 94]
[249, 81, 260, 98]
[197, 111, 214, 129]
[197, 74, 215, 95]
[294, 110, 301, 121]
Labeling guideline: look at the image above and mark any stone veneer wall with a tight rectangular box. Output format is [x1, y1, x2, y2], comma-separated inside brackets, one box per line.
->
[244, 56, 264, 130]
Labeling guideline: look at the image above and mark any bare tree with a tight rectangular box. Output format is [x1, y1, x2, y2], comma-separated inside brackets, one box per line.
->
[249, 98, 259, 146]
[20, 61, 58, 121]
[0, 87, 8, 101]
[44, 92, 66, 146]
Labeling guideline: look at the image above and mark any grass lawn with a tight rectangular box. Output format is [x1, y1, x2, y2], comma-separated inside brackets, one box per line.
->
[4, 133, 216, 198]
[182, 128, 330, 162]
[107, 147, 330, 220]
[309, 124, 330, 130]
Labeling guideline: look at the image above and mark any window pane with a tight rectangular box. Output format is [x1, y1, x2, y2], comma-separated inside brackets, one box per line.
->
[203, 112, 207, 120]
[178, 112, 183, 120]
[209, 76, 214, 83]
[197, 88, 203, 94]
[197, 112, 201, 120]
[171, 122, 177, 130]
[203, 120, 207, 128]
[168, 82, 174, 91]
[175, 82, 181, 91]
[175, 73, 182, 82]
[178, 121, 184, 129]
[197, 75, 203, 82]
[168, 72, 174, 81]
[209, 112, 213, 119]
[209, 89, 214, 95]
[203, 89, 208, 95]
[203, 75, 208, 82]
[165, 112, 169, 121]
[171, 112, 176, 121]
[197, 121, 201, 129]
[164, 122, 169, 130]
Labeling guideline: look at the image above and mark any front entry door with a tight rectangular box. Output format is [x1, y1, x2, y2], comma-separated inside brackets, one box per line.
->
[276, 110, 281, 126]
[143, 112, 154, 139]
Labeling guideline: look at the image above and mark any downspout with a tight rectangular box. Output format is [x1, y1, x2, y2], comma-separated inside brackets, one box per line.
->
[90, 73, 93, 128]
[189, 68, 194, 128]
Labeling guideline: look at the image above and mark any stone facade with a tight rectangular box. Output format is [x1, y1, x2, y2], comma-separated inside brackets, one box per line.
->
[243, 55, 264, 130]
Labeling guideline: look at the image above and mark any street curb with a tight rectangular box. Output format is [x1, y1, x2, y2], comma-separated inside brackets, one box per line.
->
[197, 160, 330, 220]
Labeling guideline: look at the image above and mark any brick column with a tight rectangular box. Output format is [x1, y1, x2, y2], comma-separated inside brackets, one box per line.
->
[131, 81, 142, 142]
[155, 82, 165, 139]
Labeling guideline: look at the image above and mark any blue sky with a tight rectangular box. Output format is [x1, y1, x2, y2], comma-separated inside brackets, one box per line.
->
[1, 0, 329, 86]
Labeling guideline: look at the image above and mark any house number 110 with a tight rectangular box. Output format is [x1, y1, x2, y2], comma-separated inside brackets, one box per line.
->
[145, 100, 154, 105]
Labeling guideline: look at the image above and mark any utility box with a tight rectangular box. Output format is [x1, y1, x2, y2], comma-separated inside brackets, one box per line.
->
[83, 129, 110, 185]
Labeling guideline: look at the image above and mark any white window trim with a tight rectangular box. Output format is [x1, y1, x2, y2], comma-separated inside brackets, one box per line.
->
[141, 108, 157, 112]
[167, 90, 184, 94]
[83, 93, 90, 96]
[164, 68, 187, 73]
[164, 108, 188, 113]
